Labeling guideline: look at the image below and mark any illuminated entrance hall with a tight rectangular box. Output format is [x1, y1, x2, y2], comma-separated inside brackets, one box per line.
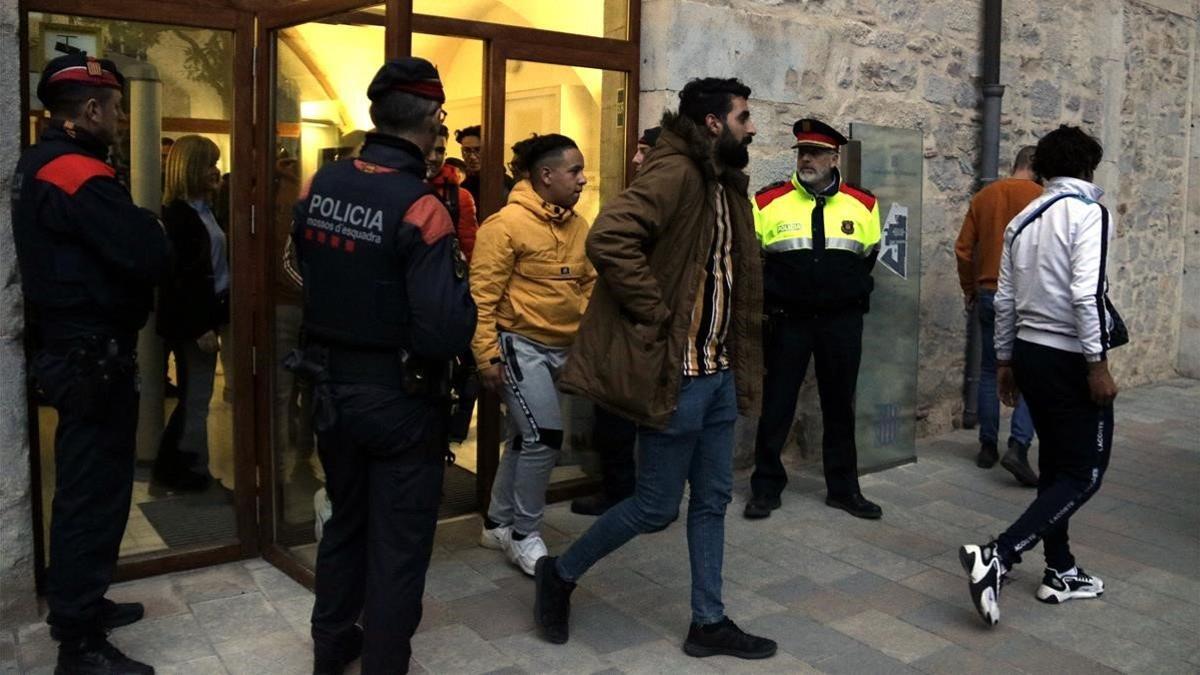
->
[13, 0, 639, 596]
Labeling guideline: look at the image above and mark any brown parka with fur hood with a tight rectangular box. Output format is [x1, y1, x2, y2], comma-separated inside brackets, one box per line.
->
[558, 110, 763, 429]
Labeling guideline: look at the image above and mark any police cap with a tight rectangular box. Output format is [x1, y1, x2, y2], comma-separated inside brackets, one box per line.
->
[37, 53, 125, 106]
[367, 57, 445, 104]
[791, 118, 848, 150]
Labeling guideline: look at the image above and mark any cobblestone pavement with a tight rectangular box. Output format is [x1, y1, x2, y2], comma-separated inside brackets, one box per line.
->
[7, 379, 1198, 674]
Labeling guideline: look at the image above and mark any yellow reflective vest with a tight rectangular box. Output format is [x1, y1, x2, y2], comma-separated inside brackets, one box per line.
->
[752, 172, 881, 313]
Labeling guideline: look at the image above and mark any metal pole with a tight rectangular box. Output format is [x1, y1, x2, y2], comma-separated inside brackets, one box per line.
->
[121, 59, 164, 464]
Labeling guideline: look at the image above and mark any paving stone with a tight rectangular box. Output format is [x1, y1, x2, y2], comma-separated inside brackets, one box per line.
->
[829, 541, 929, 581]
[570, 601, 662, 655]
[912, 644, 1023, 674]
[249, 565, 310, 602]
[156, 656, 230, 675]
[829, 571, 938, 617]
[603, 639, 719, 674]
[109, 612, 218, 665]
[983, 631, 1120, 675]
[446, 589, 537, 641]
[411, 624, 513, 673]
[214, 628, 311, 675]
[190, 592, 290, 646]
[271, 592, 315, 636]
[491, 630, 610, 674]
[829, 609, 951, 663]
[810, 645, 921, 675]
[756, 575, 864, 624]
[107, 575, 190, 621]
[741, 611, 863, 663]
[172, 564, 259, 605]
[899, 600, 1026, 653]
[424, 560, 500, 602]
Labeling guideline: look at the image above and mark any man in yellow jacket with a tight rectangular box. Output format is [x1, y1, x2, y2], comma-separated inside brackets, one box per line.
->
[471, 133, 595, 575]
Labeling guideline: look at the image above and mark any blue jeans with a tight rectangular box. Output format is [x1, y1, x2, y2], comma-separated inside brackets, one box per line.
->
[977, 290, 1035, 447]
[557, 371, 737, 625]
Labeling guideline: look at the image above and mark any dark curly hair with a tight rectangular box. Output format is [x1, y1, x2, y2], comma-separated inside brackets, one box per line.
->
[454, 125, 481, 143]
[510, 133, 578, 176]
[678, 77, 752, 126]
[1033, 125, 1103, 181]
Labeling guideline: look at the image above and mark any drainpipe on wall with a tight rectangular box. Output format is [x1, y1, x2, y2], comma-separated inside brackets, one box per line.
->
[963, 0, 1005, 429]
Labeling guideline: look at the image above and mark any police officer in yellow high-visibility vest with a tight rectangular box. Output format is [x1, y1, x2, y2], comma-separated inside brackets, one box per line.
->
[744, 119, 884, 521]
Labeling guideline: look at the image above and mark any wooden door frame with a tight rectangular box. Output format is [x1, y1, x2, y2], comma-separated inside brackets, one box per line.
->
[18, 0, 260, 583]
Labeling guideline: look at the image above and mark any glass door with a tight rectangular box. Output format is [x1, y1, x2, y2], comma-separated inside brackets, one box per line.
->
[264, 6, 386, 571]
[23, 8, 256, 578]
[480, 46, 635, 503]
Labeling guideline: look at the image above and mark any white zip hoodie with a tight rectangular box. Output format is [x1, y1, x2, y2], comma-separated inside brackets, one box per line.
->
[994, 176, 1115, 363]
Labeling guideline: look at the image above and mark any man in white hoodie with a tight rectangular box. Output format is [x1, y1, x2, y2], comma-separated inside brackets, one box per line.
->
[959, 125, 1120, 627]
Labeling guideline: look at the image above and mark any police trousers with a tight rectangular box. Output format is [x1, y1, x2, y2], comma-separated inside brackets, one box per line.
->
[995, 340, 1113, 571]
[751, 310, 864, 499]
[310, 383, 446, 674]
[32, 338, 139, 640]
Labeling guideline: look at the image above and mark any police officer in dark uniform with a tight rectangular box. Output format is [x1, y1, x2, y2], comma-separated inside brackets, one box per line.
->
[290, 58, 476, 675]
[744, 119, 884, 521]
[12, 54, 171, 674]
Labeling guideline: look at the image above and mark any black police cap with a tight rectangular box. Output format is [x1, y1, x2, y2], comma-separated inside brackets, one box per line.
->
[37, 54, 125, 106]
[366, 57, 445, 104]
[791, 118, 848, 149]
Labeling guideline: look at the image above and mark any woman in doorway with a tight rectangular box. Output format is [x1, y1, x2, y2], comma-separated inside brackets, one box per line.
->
[153, 135, 230, 493]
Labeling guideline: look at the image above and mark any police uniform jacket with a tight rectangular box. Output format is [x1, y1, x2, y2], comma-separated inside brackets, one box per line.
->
[292, 132, 476, 366]
[11, 121, 171, 342]
[753, 168, 881, 314]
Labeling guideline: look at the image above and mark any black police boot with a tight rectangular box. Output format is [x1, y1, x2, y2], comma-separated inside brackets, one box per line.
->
[976, 441, 999, 468]
[56, 635, 154, 675]
[825, 492, 883, 519]
[571, 493, 616, 516]
[1001, 439, 1038, 487]
[51, 600, 145, 641]
[534, 556, 575, 644]
[313, 625, 363, 675]
[683, 617, 777, 659]
[743, 494, 781, 520]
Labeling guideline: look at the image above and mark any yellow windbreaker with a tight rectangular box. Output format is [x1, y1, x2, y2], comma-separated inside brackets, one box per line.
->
[469, 181, 596, 367]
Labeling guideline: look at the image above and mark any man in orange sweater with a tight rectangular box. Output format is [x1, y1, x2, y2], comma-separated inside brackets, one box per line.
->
[955, 146, 1040, 485]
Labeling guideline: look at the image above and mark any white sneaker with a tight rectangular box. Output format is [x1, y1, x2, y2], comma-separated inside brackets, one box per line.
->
[480, 524, 512, 551]
[1036, 566, 1105, 603]
[507, 532, 548, 576]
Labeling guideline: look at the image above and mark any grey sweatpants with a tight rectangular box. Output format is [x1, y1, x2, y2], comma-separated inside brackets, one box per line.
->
[487, 331, 568, 535]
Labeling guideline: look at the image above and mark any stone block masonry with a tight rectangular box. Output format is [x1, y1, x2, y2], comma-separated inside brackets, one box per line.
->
[638, 0, 1197, 465]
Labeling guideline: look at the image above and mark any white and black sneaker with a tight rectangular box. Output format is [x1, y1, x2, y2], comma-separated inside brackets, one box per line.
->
[1036, 566, 1104, 604]
[959, 543, 1006, 626]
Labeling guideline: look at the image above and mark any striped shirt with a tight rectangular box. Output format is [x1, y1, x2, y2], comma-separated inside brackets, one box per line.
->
[683, 183, 734, 376]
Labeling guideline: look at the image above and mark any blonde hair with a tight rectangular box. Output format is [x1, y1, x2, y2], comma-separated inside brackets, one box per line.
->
[163, 135, 220, 204]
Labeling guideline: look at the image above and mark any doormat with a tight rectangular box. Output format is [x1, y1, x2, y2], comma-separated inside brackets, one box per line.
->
[138, 485, 237, 549]
[440, 463, 477, 519]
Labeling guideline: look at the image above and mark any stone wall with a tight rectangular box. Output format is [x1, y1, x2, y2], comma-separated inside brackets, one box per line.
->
[0, 2, 37, 628]
[639, 0, 1197, 464]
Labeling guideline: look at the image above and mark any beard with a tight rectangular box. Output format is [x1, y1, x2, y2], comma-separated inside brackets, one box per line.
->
[715, 126, 751, 169]
[797, 164, 834, 187]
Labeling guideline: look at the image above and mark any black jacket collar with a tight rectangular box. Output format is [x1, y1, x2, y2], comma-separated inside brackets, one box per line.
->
[358, 133, 427, 178]
[40, 120, 110, 160]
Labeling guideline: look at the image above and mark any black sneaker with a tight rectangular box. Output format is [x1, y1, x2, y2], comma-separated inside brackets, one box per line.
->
[683, 617, 777, 660]
[825, 493, 882, 519]
[313, 625, 363, 675]
[1036, 566, 1104, 604]
[56, 635, 154, 675]
[571, 493, 617, 516]
[1000, 440, 1038, 487]
[959, 543, 1005, 626]
[976, 441, 999, 468]
[534, 556, 575, 644]
[50, 600, 145, 641]
[743, 495, 781, 520]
